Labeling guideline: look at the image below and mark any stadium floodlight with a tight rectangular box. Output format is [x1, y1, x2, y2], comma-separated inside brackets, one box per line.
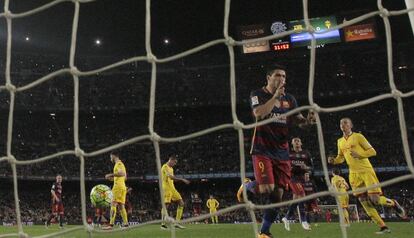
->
[25, 36, 30, 41]
[164, 38, 170, 44]
[95, 39, 102, 45]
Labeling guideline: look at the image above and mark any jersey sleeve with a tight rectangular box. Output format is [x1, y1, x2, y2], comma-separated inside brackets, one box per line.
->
[120, 163, 126, 174]
[306, 151, 314, 168]
[334, 139, 345, 164]
[288, 94, 298, 110]
[250, 90, 262, 109]
[161, 165, 167, 178]
[358, 133, 373, 150]
[331, 177, 337, 189]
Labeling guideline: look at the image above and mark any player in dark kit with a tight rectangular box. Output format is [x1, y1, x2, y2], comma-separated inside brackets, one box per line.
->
[93, 207, 108, 227]
[125, 187, 133, 216]
[302, 172, 320, 224]
[249, 64, 316, 238]
[282, 137, 313, 231]
[191, 193, 203, 217]
[45, 174, 64, 228]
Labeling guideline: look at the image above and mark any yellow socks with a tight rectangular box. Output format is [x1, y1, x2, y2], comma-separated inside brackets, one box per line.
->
[378, 196, 395, 207]
[176, 205, 184, 221]
[109, 205, 117, 225]
[360, 200, 385, 227]
[343, 208, 349, 224]
[120, 206, 128, 225]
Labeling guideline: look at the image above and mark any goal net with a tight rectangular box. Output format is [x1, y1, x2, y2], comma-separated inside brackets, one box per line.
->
[0, 0, 413, 238]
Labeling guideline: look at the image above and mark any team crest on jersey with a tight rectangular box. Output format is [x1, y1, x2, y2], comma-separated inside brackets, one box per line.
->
[282, 100, 290, 108]
[251, 96, 259, 106]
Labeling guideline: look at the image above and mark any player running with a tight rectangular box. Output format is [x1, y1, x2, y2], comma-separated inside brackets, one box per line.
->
[328, 117, 406, 234]
[282, 137, 313, 231]
[331, 168, 350, 226]
[249, 63, 315, 238]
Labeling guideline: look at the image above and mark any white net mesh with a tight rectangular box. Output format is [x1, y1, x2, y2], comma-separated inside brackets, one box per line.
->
[0, 0, 413, 237]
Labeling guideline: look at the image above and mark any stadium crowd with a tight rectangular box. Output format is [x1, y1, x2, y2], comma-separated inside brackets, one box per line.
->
[1, 179, 413, 225]
[0, 97, 413, 178]
[1, 34, 413, 229]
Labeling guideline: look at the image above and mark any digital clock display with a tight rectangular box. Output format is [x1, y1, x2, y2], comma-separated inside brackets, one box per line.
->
[272, 42, 290, 51]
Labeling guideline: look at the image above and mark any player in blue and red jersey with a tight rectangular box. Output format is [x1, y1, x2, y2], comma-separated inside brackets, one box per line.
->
[282, 137, 313, 231]
[45, 174, 64, 228]
[249, 64, 315, 238]
[303, 172, 321, 224]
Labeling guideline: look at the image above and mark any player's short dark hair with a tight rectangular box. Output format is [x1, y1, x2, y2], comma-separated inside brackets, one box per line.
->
[266, 63, 286, 76]
[167, 154, 177, 160]
[332, 168, 341, 175]
[110, 150, 120, 158]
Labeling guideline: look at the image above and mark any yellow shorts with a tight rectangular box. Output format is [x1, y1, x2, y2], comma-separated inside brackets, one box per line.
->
[112, 187, 127, 204]
[164, 188, 182, 203]
[338, 195, 349, 208]
[209, 209, 217, 214]
[349, 170, 382, 196]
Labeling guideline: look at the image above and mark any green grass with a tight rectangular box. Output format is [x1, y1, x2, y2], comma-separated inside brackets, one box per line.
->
[0, 222, 412, 238]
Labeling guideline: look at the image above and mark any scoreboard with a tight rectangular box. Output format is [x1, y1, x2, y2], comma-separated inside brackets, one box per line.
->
[289, 16, 341, 47]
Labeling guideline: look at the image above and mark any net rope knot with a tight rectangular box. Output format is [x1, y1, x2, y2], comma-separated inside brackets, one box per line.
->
[70, 66, 80, 76]
[306, 25, 315, 34]
[379, 8, 390, 18]
[150, 132, 161, 142]
[233, 120, 244, 130]
[85, 224, 94, 232]
[5, 83, 17, 93]
[391, 89, 403, 99]
[6, 155, 16, 164]
[311, 103, 321, 112]
[3, 10, 12, 19]
[147, 53, 158, 63]
[246, 200, 255, 211]
[225, 37, 236, 46]
[75, 147, 85, 157]
[164, 215, 175, 224]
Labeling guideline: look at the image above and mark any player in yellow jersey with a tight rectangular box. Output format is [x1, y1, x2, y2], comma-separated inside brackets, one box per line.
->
[328, 118, 406, 234]
[206, 195, 220, 224]
[160, 155, 190, 230]
[331, 168, 350, 226]
[103, 151, 128, 229]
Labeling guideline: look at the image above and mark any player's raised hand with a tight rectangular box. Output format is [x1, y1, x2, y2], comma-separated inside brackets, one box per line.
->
[275, 78, 286, 98]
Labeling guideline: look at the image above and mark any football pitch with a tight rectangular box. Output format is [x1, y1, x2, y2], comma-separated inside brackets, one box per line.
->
[0, 223, 412, 238]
